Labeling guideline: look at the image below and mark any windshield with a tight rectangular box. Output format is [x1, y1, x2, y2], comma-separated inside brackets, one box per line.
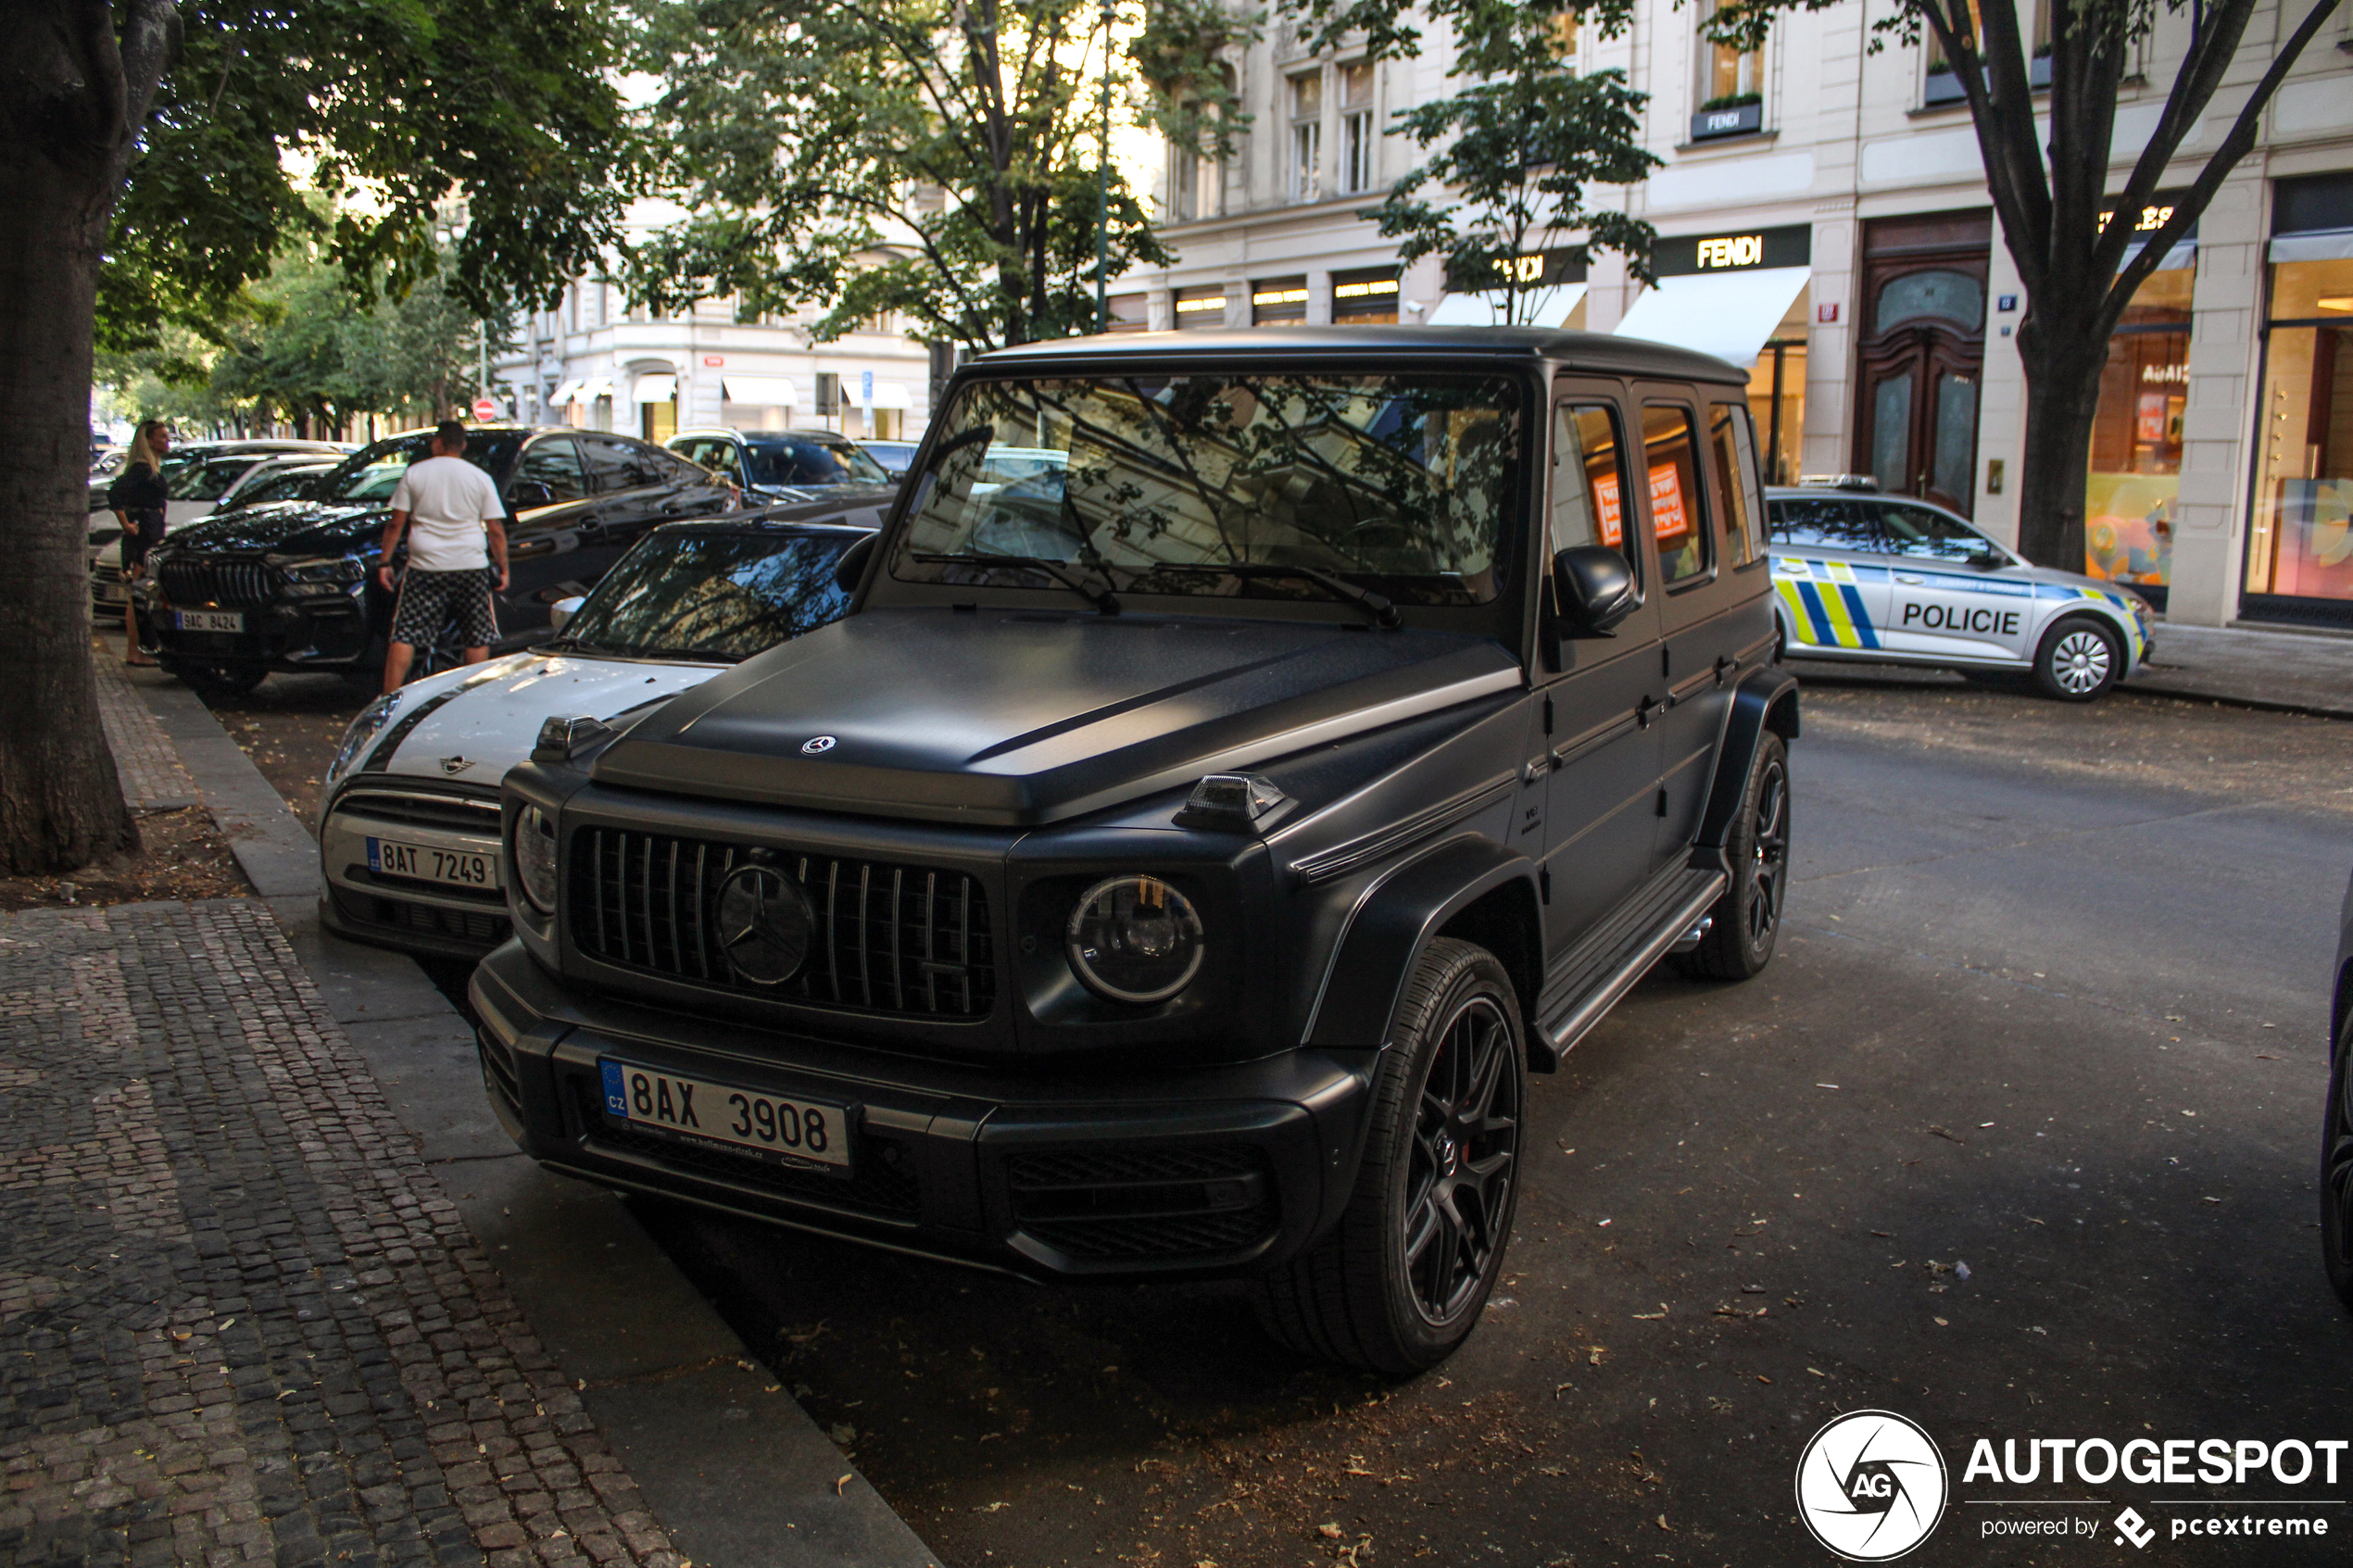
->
[317, 433, 523, 502]
[556, 532, 857, 660]
[890, 373, 1522, 607]
[170, 458, 258, 502]
[743, 437, 890, 487]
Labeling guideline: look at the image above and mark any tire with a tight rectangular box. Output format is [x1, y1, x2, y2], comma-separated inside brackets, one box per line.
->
[1673, 731, 1790, 982]
[2032, 614, 2120, 702]
[2322, 1002, 2353, 1311]
[1255, 937, 1525, 1374]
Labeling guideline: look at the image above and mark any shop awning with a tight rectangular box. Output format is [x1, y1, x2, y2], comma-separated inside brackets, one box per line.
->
[723, 374, 799, 406]
[850, 380, 913, 409]
[1612, 266, 1810, 367]
[1427, 284, 1589, 329]
[577, 376, 615, 401]
[2271, 227, 2353, 264]
[548, 379, 583, 405]
[632, 373, 677, 403]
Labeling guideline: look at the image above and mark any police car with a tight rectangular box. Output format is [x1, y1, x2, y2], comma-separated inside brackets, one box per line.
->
[1766, 483, 2153, 701]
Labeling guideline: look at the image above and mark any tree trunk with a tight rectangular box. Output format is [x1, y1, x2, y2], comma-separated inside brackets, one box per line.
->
[2010, 295, 2119, 572]
[0, 139, 141, 873]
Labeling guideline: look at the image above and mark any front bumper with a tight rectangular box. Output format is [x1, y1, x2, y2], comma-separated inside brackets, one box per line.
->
[151, 590, 375, 673]
[318, 785, 510, 959]
[469, 938, 1378, 1282]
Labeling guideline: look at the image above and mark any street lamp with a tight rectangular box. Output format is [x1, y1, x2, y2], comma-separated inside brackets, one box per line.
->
[1095, 0, 1113, 333]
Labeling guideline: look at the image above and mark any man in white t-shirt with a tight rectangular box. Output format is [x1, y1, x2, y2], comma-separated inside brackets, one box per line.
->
[377, 420, 510, 693]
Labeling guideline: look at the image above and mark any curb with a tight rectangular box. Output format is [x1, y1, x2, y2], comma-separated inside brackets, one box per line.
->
[129, 670, 937, 1568]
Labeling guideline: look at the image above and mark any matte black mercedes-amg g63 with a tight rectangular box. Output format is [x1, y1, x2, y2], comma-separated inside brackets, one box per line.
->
[473, 327, 1799, 1373]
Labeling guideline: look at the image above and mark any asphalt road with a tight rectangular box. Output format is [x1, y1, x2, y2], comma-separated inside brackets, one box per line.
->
[218, 663, 2353, 1567]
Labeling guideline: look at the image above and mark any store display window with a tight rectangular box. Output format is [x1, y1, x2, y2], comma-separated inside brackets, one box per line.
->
[2246, 255, 2353, 608]
[2084, 265, 2192, 589]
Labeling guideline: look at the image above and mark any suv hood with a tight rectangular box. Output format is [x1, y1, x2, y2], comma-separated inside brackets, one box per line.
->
[592, 608, 1523, 827]
[166, 500, 385, 555]
[359, 651, 730, 788]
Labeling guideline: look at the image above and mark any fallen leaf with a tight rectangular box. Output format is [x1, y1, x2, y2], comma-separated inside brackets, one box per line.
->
[1933, 1317, 1950, 1326]
[975, 1500, 1008, 1512]
[1656, 1513, 1674, 1532]
[835, 1474, 852, 1497]
[1806, 1368, 1827, 1377]
[1588, 1347, 1607, 1367]
[1317, 1523, 1343, 1539]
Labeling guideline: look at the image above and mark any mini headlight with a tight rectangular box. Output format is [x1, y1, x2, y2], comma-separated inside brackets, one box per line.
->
[326, 693, 400, 780]
[515, 805, 559, 914]
[1064, 875, 1204, 1005]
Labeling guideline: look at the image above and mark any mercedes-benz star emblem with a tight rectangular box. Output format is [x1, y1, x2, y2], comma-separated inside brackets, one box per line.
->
[714, 863, 816, 985]
[800, 734, 837, 756]
[439, 756, 475, 774]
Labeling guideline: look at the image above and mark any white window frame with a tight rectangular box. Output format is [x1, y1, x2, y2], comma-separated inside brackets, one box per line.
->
[1289, 69, 1324, 205]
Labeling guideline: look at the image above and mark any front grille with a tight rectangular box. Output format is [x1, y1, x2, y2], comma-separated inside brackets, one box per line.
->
[159, 557, 276, 608]
[573, 1080, 919, 1215]
[332, 885, 510, 947]
[333, 786, 502, 833]
[569, 828, 996, 1019]
[1006, 1145, 1278, 1261]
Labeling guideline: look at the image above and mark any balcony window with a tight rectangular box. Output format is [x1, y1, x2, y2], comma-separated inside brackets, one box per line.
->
[1290, 70, 1323, 204]
[1340, 62, 1376, 194]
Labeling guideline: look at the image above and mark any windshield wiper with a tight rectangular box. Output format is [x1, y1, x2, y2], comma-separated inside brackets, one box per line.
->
[913, 552, 1120, 616]
[1165, 562, 1401, 629]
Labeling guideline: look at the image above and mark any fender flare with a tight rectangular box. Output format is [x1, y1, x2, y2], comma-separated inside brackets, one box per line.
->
[1692, 663, 1800, 851]
[1302, 834, 1540, 1052]
[2041, 599, 2143, 678]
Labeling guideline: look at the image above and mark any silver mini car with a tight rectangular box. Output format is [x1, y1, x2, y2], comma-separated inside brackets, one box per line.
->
[1767, 485, 2154, 701]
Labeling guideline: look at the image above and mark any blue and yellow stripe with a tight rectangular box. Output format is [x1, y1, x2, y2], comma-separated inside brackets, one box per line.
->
[1773, 558, 1881, 650]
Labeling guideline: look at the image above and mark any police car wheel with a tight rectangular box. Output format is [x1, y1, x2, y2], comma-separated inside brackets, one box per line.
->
[2322, 1006, 2353, 1311]
[1255, 937, 1524, 1374]
[2032, 616, 2120, 702]
[1674, 733, 1789, 982]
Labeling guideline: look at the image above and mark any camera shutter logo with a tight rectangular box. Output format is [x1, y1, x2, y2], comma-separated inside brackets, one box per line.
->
[1794, 1410, 1948, 1562]
[800, 734, 837, 756]
[714, 863, 816, 985]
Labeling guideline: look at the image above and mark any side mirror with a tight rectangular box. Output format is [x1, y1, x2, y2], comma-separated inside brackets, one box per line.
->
[1553, 546, 1640, 637]
[834, 533, 877, 595]
[509, 480, 558, 510]
[547, 596, 585, 634]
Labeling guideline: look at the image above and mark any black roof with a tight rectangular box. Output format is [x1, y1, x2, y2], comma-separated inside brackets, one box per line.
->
[976, 325, 1748, 385]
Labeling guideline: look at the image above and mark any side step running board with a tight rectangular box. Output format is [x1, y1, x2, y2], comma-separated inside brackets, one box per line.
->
[1537, 870, 1727, 1063]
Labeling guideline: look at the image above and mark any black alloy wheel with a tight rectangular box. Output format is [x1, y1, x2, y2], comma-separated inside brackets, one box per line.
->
[2322, 1001, 2353, 1311]
[1675, 731, 1790, 981]
[1255, 937, 1525, 1374]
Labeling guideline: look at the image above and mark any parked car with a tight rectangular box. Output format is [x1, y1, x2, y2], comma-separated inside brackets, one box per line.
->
[667, 427, 896, 503]
[2327, 869, 2353, 1309]
[91, 463, 341, 618]
[135, 425, 735, 696]
[1766, 482, 2154, 701]
[318, 508, 873, 959]
[859, 439, 922, 476]
[475, 325, 1797, 1374]
[87, 438, 345, 528]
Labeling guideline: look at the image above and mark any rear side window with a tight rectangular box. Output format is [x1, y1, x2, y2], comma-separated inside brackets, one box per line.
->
[1640, 406, 1711, 586]
[1549, 404, 1632, 570]
[1876, 500, 1990, 562]
[1708, 403, 1765, 568]
[514, 437, 588, 504]
[1767, 496, 1881, 551]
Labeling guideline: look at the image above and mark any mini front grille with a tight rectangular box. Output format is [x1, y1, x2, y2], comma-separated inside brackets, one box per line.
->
[333, 885, 510, 946]
[573, 1081, 919, 1215]
[333, 787, 502, 833]
[569, 827, 996, 1019]
[159, 557, 276, 608]
[1006, 1144, 1277, 1261]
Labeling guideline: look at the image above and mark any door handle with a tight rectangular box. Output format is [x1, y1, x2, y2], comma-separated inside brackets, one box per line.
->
[1896, 573, 1925, 584]
[1714, 654, 1737, 687]
[1636, 696, 1660, 729]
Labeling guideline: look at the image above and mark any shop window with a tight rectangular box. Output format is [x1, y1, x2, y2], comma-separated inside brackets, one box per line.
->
[1106, 293, 1150, 333]
[1340, 62, 1376, 194]
[1252, 276, 1309, 326]
[1332, 268, 1400, 324]
[1173, 284, 1227, 329]
[1746, 341, 1806, 484]
[2246, 257, 2353, 609]
[1290, 71, 1323, 204]
[2084, 266, 2191, 589]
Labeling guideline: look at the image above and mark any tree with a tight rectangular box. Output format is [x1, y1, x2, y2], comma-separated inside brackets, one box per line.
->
[630, 0, 1174, 350]
[1694, 0, 2346, 570]
[1353, 1, 1658, 322]
[1, 0, 635, 873]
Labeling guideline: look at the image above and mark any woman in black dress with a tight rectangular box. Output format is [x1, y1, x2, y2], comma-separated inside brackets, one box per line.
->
[107, 420, 171, 666]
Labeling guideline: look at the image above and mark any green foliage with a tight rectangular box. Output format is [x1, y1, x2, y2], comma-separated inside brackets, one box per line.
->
[1342, 0, 1658, 321]
[629, 0, 1175, 350]
[97, 0, 640, 352]
[1134, 0, 1262, 161]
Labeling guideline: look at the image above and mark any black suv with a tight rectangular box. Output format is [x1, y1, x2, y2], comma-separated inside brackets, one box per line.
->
[475, 329, 1798, 1372]
[140, 426, 734, 694]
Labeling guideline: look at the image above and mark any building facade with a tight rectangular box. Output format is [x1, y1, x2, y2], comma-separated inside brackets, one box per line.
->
[1117, 1, 2353, 628]
[488, 204, 935, 453]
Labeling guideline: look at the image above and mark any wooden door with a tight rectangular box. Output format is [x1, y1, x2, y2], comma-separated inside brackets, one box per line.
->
[1855, 213, 1990, 517]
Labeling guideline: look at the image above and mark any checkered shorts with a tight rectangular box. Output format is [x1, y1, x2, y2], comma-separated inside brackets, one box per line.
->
[389, 567, 499, 650]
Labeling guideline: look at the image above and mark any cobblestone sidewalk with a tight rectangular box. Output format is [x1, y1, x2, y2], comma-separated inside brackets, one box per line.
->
[90, 647, 198, 810]
[0, 899, 682, 1568]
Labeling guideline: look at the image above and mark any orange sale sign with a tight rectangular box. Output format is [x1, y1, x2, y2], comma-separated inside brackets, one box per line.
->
[1649, 462, 1689, 541]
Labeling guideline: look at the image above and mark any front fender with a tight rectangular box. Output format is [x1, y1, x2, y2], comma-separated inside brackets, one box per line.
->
[1302, 833, 1539, 1051]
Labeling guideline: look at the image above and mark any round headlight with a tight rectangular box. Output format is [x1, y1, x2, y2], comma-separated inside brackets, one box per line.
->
[1064, 875, 1204, 1005]
[327, 693, 400, 781]
[515, 804, 559, 914]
